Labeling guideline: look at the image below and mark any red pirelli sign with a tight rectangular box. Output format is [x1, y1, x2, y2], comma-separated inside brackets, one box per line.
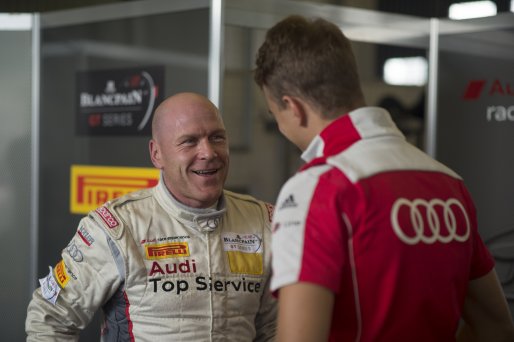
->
[70, 165, 159, 214]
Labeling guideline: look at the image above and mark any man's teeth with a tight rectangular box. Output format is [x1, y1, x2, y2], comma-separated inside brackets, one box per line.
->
[194, 169, 216, 175]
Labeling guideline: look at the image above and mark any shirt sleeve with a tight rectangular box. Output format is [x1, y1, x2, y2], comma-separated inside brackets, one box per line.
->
[469, 231, 495, 280]
[271, 166, 347, 294]
[459, 184, 495, 280]
[25, 215, 123, 341]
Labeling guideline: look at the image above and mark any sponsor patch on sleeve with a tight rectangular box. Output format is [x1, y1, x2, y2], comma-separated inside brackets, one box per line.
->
[95, 206, 119, 229]
[39, 266, 61, 305]
[77, 225, 95, 246]
[222, 233, 263, 275]
[54, 259, 70, 289]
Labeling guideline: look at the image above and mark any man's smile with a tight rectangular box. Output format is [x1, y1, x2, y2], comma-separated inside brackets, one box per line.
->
[192, 168, 219, 176]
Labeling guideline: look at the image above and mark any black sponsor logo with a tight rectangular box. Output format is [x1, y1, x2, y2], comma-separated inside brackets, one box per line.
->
[279, 194, 298, 210]
[140, 235, 190, 244]
[148, 276, 262, 295]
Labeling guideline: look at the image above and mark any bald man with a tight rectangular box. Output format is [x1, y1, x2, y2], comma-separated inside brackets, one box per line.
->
[26, 93, 277, 341]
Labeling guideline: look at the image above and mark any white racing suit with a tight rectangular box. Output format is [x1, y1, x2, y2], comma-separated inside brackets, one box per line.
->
[26, 179, 277, 341]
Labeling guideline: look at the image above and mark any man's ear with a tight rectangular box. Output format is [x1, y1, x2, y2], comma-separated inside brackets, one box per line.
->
[282, 95, 308, 127]
[149, 139, 163, 169]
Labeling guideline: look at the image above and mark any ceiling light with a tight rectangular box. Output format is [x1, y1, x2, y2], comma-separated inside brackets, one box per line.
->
[383, 57, 427, 86]
[449, 1, 497, 20]
[0, 13, 32, 30]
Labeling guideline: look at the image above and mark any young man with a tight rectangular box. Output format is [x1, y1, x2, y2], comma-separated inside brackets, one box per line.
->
[254, 15, 514, 342]
[26, 92, 276, 341]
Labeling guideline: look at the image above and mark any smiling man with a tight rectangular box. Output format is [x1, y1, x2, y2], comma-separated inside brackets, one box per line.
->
[26, 92, 277, 341]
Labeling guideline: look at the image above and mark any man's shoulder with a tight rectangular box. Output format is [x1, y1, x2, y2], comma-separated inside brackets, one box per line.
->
[223, 190, 274, 224]
[223, 189, 264, 205]
[285, 163, 337, 190]
[111, 186, 155, 206]
[88, 187, 155, 239]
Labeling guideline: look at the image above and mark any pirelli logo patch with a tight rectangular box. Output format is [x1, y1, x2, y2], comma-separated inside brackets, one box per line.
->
[145, 242, 190, 260]
[54, 260, 70, 289]
[70, 164, 159, 214]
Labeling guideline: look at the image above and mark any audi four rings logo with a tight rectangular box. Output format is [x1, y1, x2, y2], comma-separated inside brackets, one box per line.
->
[391, 198, 471, 245]
[66, 241, 84, 262]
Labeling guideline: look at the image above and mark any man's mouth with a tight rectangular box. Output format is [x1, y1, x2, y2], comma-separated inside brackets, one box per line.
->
[192, 169, 218, 176]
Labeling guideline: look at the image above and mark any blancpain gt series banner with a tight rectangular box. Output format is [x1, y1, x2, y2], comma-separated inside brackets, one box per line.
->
[76, 66, 164, 136]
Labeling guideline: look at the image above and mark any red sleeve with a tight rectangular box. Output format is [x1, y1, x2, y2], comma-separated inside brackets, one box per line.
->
[271, 166, 351, 294]
[297, 172, 348, 293]
[461, 185, 495, 279]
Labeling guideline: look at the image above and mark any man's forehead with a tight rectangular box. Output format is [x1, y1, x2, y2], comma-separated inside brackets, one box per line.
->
[172, 109, 224, 126]
[177, 126, 225, 136]
[171, 120, 226, 138]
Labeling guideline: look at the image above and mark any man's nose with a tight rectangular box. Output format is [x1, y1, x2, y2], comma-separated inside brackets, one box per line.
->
[198, 139, 217, 159]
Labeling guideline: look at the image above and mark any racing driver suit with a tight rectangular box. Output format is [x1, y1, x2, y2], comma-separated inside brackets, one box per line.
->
[26, 178, 277, 341]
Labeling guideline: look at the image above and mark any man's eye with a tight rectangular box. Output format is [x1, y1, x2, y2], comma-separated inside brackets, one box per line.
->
[181, 138, 197, 145]
[211, 135, 226, 143]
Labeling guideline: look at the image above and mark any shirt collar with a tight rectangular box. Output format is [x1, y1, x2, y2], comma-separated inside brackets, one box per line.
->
[301, 107, 403, 164]
[154, 175, 226, 233]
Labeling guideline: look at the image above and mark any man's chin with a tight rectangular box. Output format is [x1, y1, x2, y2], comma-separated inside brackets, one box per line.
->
[196, 188, 223, 205]
[196, 177, 224, 189]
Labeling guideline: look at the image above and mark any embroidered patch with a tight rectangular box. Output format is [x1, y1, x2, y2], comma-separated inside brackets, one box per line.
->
[54, 260, 70, 289]
[145, 242, 190, 260]
[222, 233, 262, 253]
[222, 233, 263, 275]
[77, 225, 95, 246]
[95, 206, 119, 228]
[66, 241, 84, 263]
[39, 266, 60, 305]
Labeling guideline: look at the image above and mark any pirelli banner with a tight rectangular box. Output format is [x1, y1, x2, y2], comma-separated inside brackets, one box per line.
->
[70, 165, 160, 214]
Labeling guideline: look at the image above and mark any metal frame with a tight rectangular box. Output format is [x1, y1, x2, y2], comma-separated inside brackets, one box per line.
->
[426, 18, 439, 158]
[209, 0, 224, 107]
[40, 0, 221, 104]
[40, 0, 210, 28]
[30, 13, 41, 293]
[224, 0, 431, 47]
[426, 12, 514, 158]
[437, 12, 514, 61]
[0, 12, 41, 295]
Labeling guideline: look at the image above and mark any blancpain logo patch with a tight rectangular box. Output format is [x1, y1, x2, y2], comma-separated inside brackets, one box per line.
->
[222, 233, 262, 253]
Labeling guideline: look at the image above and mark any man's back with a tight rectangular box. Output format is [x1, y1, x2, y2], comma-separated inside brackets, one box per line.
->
[331, 137, 492, 340]
[271, 108, 494, 341]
